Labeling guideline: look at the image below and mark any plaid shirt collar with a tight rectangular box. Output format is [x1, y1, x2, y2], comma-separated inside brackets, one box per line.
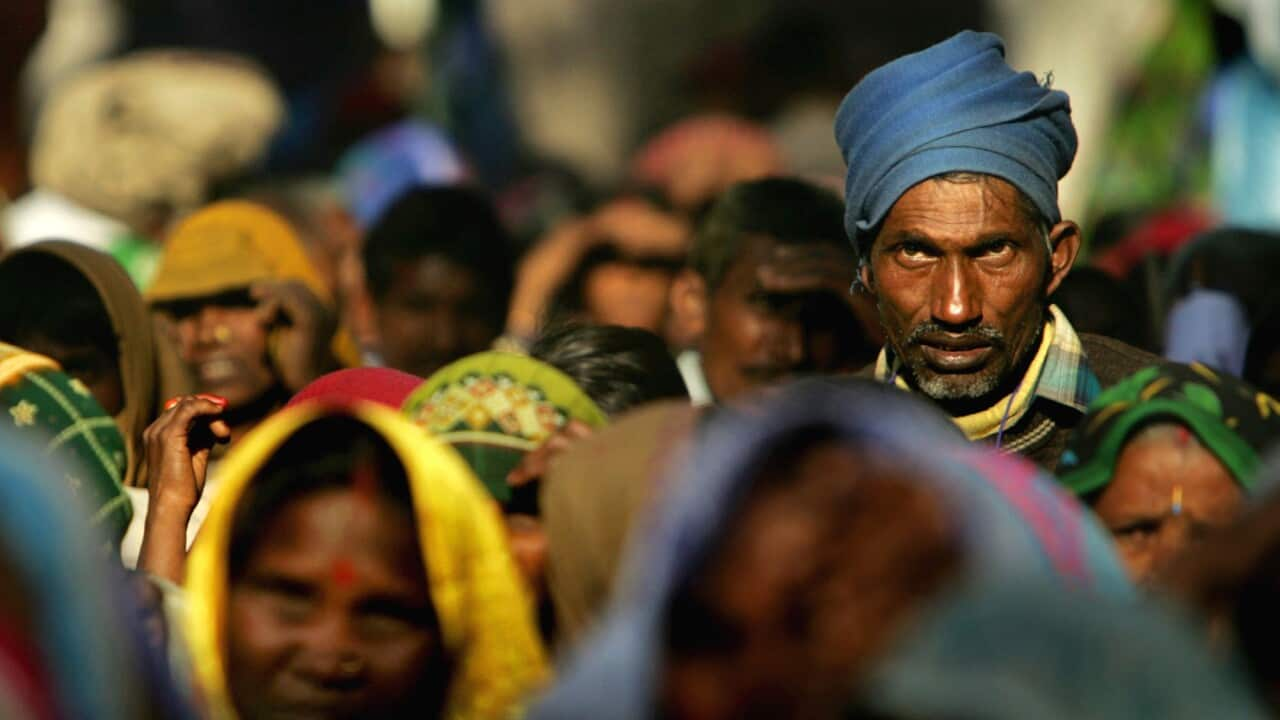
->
[1035, 305, 1102, 413]
[874, 305, 1101, 415]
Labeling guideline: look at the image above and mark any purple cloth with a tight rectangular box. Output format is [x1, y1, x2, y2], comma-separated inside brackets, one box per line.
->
[1164, 288, 1251, 376]
[531, 379, 1128, 720]
[336, 120, 469, 228]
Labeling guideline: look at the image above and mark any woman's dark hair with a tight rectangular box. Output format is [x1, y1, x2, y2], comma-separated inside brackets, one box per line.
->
[227, 414, 415, 583]
[0, 251, 117, 358]
[529, 322, 688, 416]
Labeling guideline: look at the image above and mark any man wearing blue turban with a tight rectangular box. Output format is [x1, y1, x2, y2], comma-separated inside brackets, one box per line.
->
[835, 31, 1159, 471]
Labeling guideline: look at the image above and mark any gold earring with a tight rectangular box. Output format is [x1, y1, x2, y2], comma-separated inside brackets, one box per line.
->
[1172, 485, 1184, 517]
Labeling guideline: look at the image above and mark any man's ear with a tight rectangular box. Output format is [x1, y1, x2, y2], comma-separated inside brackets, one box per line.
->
[857, 260, 874, 292]
[1044, 221, 1081, 297]
[667, 269, 708, 350]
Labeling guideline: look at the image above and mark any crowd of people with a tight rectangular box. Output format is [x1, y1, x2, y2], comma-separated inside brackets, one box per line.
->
[4, 18, 1280, 720]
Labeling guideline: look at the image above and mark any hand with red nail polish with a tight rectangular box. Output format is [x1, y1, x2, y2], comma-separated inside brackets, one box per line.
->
[138, 394, 232, 581]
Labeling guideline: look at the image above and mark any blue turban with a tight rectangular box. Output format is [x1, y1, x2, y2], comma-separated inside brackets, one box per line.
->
[835, 31, 1077, 254]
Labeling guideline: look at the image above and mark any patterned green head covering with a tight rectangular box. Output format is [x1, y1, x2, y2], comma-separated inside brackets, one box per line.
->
[1059, 362, 1280, 496]
[403, 352, 607, 504]
[0, 343, 132, 549]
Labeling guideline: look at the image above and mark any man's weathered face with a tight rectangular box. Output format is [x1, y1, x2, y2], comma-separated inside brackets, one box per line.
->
[864, 176, 1064, 405]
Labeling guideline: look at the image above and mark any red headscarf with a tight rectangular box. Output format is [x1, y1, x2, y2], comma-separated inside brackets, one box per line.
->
[286, 367, 422, 410]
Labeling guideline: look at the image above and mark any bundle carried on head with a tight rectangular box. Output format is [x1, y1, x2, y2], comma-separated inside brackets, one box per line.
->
[32, 50, 284, 231]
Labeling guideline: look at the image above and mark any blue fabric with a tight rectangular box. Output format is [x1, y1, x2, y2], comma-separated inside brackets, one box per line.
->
[531, 379, 1129, 720]
[336, 120, 468, 228]
[1164, 288, 1251, 375]
[834, 30, 1077, 252]
[861, 582, 1267, 719]
[1211, 59, 1280, 229]
[0, 429, 193, 718]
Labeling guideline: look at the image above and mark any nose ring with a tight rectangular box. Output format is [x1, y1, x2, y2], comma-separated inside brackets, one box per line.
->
[213, 325, 232, 344]
[337, 657, 365, 675]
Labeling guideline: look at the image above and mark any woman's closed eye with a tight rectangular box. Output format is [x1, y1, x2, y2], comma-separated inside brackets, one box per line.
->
[354, 597, 435, 638]
[1113, 518, 1162, 540]
[247, 576, 318, 621]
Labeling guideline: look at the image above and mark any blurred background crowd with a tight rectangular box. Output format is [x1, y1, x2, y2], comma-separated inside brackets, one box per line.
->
[4, 0, 1280, 718]
[4, 0, 1280, 385]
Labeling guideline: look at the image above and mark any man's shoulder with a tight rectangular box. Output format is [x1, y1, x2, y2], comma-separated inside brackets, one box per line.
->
[1079, 333, 1164, 388]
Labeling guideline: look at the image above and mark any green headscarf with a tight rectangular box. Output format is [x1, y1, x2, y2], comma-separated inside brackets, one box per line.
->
[0, 342, 132, 548]
[403, 352, 607, 503]
[1058, 362, 1280, 495]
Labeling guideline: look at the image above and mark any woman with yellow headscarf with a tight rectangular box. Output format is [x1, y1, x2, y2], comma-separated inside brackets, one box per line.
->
[182, 400, 547, 719]
[133, 200, 363, 568]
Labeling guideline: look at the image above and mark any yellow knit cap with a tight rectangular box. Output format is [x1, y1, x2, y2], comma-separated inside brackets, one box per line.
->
[147, 200, 329, 304]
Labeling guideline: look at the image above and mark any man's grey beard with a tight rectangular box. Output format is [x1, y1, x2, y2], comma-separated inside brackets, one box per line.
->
[892, 316, 1041, 402]
[901, 321, 1007, 401]
[875, 262, 1053, 403]
[911, 359, 1004, 400]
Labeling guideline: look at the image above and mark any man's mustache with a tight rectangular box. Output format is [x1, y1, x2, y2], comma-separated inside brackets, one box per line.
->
[904, 322, 1006, 349]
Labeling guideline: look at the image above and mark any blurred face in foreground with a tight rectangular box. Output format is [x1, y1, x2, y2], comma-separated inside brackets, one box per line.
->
[225, 486, 448, 719]
[660, 442, 959, 719]
[1092, 423, 1244, 585]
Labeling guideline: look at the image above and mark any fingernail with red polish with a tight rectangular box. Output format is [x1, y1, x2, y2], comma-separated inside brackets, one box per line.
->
[198, 394, 229, 407]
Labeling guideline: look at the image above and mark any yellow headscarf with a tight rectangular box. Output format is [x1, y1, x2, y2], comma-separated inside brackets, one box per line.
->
[148, 200, 361, 367]
[148, 200, 329, 303]
[184, 401, 549, 719]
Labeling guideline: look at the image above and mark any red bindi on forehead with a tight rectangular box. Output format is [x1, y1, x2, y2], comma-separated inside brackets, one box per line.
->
[328, 465, 383, 589]
[1176, 426, 1191, 446]
[331, 557, 357, 587]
